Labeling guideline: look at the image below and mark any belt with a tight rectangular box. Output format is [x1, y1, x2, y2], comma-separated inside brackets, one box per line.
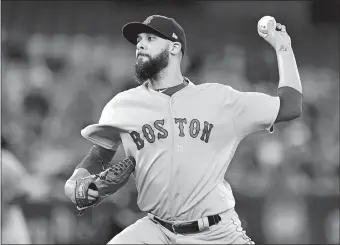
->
[153, 214, 221, 234]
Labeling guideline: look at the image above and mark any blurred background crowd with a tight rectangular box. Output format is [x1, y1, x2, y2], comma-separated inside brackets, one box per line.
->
[1, 1, 339, 244]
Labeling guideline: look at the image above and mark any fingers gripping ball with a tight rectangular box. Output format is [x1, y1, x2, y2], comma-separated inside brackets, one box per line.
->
[257, 16, 276, 38]
[257, 16, 291, 51]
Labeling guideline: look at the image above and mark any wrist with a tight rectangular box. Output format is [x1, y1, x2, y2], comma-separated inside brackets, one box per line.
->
[275, 44, 293, 55]
[70, 168, 91, 180]
[64, 179, 77, 204]
[65, 168, 91, 203]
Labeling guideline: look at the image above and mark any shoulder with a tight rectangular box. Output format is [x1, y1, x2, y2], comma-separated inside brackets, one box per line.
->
[119, 85, 145, 97]
[99, 85, 145, 122]
[193, 82, 246, 106]
[195, 82, 240, 95]
[105, 85, 145, 107]
[194, 82, 233, 90]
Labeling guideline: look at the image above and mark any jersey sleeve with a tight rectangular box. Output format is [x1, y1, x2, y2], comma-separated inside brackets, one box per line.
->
[98, 96, 119, 124]
[225, 85, 280, 137]
[81, 94, 123, 150]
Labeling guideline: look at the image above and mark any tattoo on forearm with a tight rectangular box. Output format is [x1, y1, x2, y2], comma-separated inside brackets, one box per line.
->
[279, 45, 288, 51]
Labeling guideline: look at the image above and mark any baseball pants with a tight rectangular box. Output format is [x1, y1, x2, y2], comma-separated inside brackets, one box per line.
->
[108, 208, 254, 244]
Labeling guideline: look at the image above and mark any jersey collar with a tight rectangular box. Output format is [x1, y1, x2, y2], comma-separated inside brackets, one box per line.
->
[143, 77, 195, 96]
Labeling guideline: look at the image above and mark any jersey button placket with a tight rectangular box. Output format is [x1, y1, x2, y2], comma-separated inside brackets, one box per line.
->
[169, 96, 179, 218]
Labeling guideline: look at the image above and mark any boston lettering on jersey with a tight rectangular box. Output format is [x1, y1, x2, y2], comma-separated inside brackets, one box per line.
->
[129, 118, 214, 150]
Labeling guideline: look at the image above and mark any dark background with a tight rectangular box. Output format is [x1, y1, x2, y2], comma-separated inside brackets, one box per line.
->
[1, 1, 339, 244]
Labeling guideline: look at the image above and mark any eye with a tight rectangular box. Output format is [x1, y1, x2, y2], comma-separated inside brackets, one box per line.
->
[148, 36, 156, 41]
[137, 37, 142, 43]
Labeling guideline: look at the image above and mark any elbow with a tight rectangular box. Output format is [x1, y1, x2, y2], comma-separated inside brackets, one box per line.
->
[291, 107, 302, 120]
[286, 107, 302, 121]
[276, 105, 302, 122]
[290, 113, 301, 121]
[293, 103, 303, 119]
[277, 87, 303, 121]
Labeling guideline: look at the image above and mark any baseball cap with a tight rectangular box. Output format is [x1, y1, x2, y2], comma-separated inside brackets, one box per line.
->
[122, 15, 186, 54]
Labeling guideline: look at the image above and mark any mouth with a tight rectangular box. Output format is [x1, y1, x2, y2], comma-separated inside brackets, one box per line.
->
[137, 54, 149, 58]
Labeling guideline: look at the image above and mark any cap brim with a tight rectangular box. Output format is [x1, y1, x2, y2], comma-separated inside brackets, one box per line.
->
[122, 22, 168, 45]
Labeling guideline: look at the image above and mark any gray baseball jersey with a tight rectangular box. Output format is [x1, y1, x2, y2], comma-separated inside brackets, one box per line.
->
[82, 78, 280, 221]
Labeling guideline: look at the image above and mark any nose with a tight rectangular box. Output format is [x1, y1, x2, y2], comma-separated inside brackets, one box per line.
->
[136, 40, 145, 51]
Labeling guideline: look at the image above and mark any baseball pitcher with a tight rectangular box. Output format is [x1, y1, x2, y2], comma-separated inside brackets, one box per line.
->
[65, 15, 303, 244]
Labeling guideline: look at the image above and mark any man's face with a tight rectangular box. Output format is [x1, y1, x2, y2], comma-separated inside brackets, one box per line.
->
[135, 33, 170, 83]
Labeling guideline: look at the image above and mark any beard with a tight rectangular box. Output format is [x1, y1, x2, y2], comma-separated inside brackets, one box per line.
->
[135, 48, 169, 84]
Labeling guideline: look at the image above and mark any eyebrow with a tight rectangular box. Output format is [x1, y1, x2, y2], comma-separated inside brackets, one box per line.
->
[137, 33, 158, 38]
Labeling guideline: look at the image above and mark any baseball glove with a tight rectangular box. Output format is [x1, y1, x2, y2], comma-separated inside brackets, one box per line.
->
[75, 156, 136, 215]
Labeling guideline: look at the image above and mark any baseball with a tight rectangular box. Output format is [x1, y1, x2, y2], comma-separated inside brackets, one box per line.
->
[258, 16, 276, 35]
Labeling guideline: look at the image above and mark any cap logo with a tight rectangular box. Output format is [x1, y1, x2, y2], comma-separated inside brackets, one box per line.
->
[143, 16, 154, 25]
[172, 33, 178, 39]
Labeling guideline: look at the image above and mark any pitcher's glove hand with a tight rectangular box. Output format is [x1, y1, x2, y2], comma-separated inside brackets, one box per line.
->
[75, 156, 136, 215]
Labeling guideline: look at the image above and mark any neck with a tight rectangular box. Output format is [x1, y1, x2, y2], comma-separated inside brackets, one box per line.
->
[149, 62, 183, 90]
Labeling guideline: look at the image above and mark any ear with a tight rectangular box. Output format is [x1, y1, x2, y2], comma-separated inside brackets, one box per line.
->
[170, 42, 182, 55]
